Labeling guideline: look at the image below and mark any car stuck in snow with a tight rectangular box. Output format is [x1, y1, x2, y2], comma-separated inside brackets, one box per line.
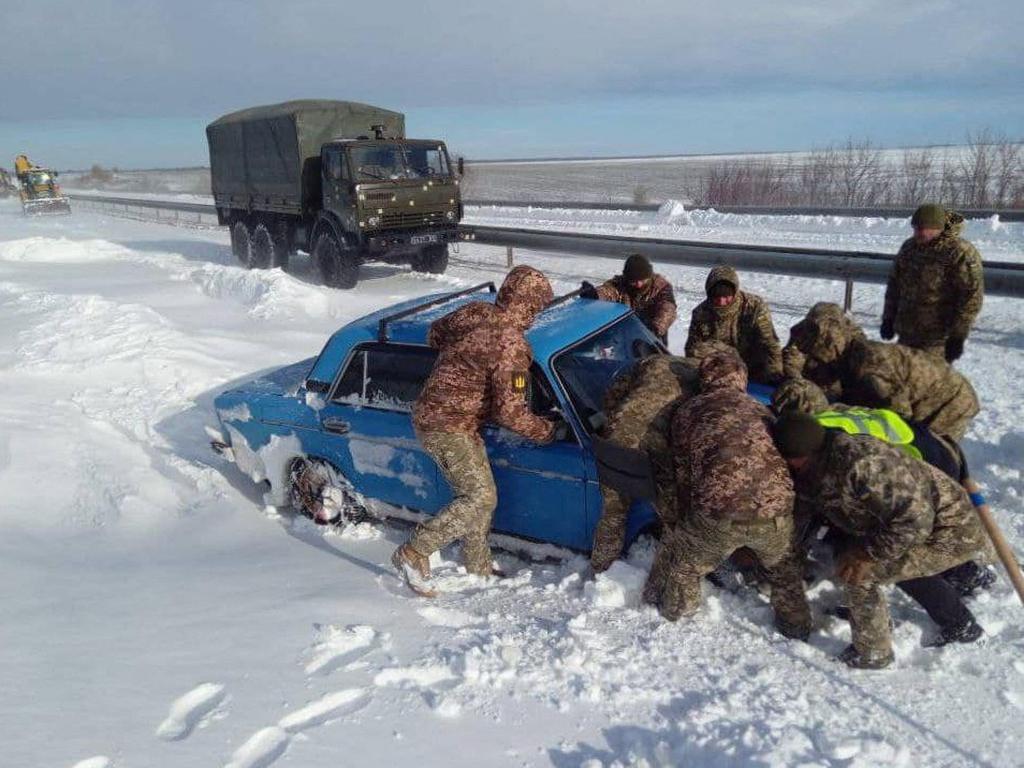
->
[211, 283, 772, 552]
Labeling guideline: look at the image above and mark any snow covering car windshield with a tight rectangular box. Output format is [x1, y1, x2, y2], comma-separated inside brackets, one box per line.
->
[553, 314, 661, 428]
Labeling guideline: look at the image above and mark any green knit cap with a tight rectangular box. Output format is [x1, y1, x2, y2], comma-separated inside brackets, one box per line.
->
[911, 204, 946, 229]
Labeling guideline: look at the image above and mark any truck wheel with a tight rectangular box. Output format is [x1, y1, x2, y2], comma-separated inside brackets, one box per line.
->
[250, 221, 281, 270]
[230, 220, 253, 268]
[313, 230, 359, 289]
[414, 244, 449, 274]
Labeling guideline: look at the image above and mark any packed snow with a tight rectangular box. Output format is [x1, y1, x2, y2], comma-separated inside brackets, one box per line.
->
[1, 199, 1023, 767]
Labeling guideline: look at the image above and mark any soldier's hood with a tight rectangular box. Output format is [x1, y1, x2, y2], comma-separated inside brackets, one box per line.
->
[496, 265, 554, 329]
[790, 302, 864, 364]
[698, 349, 748, 392]
[771, 377, 829, 416]
[705, 265, 740, 317]
[938, 210, 966, 241]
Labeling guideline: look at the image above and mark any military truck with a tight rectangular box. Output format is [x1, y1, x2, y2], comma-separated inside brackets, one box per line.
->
[206, 100, 462, 288]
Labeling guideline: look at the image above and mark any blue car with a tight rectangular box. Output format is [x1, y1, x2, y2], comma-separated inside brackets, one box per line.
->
[212, 283, 773, 553]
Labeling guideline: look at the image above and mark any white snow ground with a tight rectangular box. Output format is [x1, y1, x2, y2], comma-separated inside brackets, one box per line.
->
[1, 200, 1023, 768]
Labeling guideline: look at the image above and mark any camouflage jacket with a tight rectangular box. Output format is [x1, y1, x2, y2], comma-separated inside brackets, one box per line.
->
[596, 274, 678, 339]
[882, 211, 984, 349]
[671, 351, 794, 522]
[840, 339, 979, 441]
[684, 266, 783, 383]
[413, 266, 555, 442]
[802, 431, 981, 564]
[782, 302, 866, 396]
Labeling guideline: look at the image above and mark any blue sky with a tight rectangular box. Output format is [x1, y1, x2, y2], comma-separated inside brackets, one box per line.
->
[1, 1, 1021, 168]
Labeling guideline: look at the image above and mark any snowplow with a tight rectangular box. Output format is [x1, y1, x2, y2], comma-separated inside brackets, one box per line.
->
[15, 154, 71, 215]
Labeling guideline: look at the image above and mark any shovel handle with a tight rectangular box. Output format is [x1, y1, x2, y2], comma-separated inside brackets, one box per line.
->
[964, 477, 1024, 606]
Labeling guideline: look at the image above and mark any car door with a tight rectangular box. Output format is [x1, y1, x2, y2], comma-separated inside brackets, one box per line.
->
[318, 343, 441, 512]
[480, 366, 591, 550]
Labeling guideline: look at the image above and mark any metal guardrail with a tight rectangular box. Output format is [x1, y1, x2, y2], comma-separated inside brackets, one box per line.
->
[465, 199, 1024, 222]
[68, 193, 1024, 302]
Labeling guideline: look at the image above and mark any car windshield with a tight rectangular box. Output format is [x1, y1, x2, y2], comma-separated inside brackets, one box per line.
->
[348, 144, 449, 181]
[28, 172, 52, 184]
[553, 315, 662, 430]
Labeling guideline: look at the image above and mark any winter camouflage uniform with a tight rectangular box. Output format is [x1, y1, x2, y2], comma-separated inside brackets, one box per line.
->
[685, 266, 784, 384]
[799, 432, 988, 657]
[659, 351, 810, 631]
[882, 211, 984, 358]
[409, 266, 556, 573]
[782, 303, 866, 398]
[790, 303, 979, 441]
[596, 274, 678, 342]
[590, 354, 698, 574]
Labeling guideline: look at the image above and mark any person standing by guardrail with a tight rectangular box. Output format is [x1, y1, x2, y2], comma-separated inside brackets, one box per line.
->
[881, 204, 984, 363]
[684, 266, 784, 384]
[579, 254, 677, 344]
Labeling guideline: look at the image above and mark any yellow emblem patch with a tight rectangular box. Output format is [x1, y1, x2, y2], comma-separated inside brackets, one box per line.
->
[511, 372, 528, 392]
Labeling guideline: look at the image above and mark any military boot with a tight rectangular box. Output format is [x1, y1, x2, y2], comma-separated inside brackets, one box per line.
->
[392, 543, 437, 598]
[943, 561, 997, 597]
[923, 616, 984, 648]
[837, 644, 894, 670]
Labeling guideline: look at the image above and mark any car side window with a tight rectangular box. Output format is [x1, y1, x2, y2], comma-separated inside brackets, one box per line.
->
[331, 344, 437, 411]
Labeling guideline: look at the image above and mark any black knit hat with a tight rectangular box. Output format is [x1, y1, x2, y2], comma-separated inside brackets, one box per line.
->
[623, 253, 654, 281]
[773, 411, 826, 459]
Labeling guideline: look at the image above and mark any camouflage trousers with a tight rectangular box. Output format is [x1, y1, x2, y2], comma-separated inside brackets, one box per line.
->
[847, 537, 986, 656]
[590, 483, 676, 574]
[409, 431, 498, 576]
[659, 512, 810, 631]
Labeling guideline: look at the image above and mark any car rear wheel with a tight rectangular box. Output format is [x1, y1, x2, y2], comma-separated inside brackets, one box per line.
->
[313, 229, 359, 289]
[231, 220, 253, 268]
[288, 458, 364, 525]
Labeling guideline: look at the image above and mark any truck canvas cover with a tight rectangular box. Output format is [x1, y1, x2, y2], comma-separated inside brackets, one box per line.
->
[206, 100, 405, 214]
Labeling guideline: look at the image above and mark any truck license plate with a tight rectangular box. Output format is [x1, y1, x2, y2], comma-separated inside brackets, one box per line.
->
[411, 234, 439, 245]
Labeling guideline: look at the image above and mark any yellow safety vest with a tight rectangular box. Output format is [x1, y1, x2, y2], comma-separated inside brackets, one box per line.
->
[814, 408, 923, 460]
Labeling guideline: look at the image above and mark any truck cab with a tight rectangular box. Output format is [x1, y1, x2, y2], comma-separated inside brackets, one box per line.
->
[321, 138, 461, 273]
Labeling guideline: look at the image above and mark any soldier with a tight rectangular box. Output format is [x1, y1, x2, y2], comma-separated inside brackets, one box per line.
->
[881, 204, 984, 362]
[657, 350, 811, 639]
[789, 303, 979, 441]
[580, 254, 677, 343]
[684, 266, 784, 384]
[589, 354, 698, 576]
[773, 413, 989, 668]
[392, 266, 560, 596]
[781, 302, 866, 398]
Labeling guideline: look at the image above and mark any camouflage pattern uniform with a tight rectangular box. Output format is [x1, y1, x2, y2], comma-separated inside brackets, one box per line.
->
[659, 351, 810, 632]
[789, 303, 979, 441]
[882, 211, 984, 359]
[596, 274, 678, 341]
[800, 431, 988, 657]
[685, 266, 784, 384]
[409, 266, 556, 574]
[782, 303, 866, 398]
[589, 355, 698, 574]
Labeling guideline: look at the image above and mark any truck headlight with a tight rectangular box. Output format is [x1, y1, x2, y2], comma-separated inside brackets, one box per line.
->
[446, 210, 455, 221]
[367, 216, 380, 227]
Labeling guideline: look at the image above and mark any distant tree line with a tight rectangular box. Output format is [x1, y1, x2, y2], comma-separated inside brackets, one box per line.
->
[686, 130, 1023, 209]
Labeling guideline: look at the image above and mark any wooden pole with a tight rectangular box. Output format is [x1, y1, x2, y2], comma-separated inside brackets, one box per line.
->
[964, 477, 1024, 605]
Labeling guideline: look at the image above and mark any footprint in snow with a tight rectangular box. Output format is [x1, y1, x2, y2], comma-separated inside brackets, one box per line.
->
[223, 689, 369, 768]
[305, 624, 378, 676]
[156, 682, 228, 741]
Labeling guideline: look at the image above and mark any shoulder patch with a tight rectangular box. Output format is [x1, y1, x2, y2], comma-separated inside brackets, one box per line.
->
[511, 371, 529, 393]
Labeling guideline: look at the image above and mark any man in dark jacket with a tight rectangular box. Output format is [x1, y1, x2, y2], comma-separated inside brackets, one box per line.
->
[685, 266, 783, 384]
[881, 204, 984, 362]
[580, 254, 678, 343]
[656, 350, 810, 638]
[393, 266, 559, 596]
[774, 413, 990, 669]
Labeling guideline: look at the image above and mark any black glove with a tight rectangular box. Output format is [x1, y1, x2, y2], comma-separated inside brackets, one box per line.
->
[880, 318, 894, 341]
[945, 336, 965, 362]
[579, 281, 599, 300]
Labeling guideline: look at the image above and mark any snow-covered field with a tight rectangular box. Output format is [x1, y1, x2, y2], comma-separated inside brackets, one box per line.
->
[2, 200, 1023, 768]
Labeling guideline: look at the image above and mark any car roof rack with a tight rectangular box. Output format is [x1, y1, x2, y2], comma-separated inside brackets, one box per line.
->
[544, 288, 583, 310]
[378, 282, 496, 342]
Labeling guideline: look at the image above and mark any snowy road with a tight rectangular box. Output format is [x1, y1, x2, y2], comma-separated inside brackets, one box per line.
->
[1, 200, 1023, 768]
